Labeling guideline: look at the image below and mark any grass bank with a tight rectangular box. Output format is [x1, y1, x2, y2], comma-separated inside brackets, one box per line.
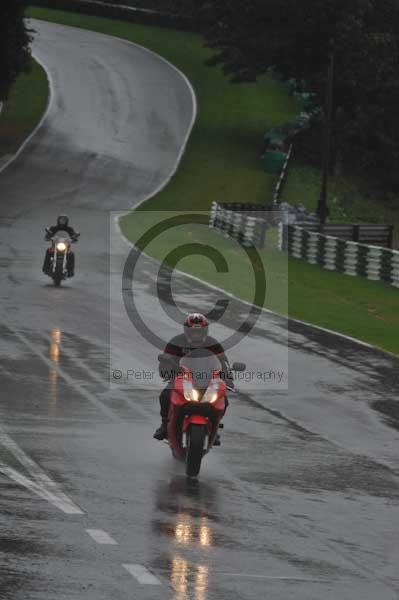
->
[27, 7, 399, 354]
[0, 58, 49, 159]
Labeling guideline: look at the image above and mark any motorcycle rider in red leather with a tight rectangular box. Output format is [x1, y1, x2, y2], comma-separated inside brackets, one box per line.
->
[154, 313, 233, 443]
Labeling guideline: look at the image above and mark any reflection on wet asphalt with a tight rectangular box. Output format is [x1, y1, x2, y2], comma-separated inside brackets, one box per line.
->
[0, 18, 399, 600]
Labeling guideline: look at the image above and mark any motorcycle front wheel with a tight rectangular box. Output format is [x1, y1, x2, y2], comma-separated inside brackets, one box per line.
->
[186, 424, 207, 478]
[53, 262, 64, 287]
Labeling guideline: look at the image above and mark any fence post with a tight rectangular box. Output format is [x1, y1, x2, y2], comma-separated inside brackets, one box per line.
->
[232, 209, 242, 242]
[242, 216, 257, 247]
[324, 236, 338, 270]
[292, 227, 303, 258]
[353, 225, 360, 242]
[278, 223, 284, 251]
[209, 201, 218, 228]
[366, 247, 382, 280]
[343, 241, 359, 276]
[307, 232, 319, 264]
[258, 214, 268, 249]
[224, 208, 234, 238]
[391, 254, 399, 288]
[388, 225, 394, 249]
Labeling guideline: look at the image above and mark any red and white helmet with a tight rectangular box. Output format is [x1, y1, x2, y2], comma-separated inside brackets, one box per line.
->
[184, 313, 209, 345]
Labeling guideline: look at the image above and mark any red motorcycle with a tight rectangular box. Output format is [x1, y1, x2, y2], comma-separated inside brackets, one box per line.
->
[160, 349, 245, 478]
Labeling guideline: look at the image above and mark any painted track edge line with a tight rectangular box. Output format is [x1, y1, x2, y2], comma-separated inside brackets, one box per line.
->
[122, 564, 162, 585]
[86, 529, 118, 545]
[0, 465, 83, 515]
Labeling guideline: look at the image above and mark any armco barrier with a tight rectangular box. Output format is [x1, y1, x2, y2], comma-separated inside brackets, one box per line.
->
[31, 0, 194, 30]
[300, 223, 393, 248]
[279, 224, 399, 287]
[209, 202, 271, 248]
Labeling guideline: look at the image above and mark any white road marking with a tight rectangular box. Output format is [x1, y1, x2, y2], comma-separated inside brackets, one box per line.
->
[86, 529, 117, 545]
[0, 427, 83, 514]
[123, 564, 162, 585]
[0, 464, 82, 515]
[216, 572, 331, 582]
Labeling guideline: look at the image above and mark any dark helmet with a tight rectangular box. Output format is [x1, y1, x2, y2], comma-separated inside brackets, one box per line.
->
[57, 215, 69, 228]
[184, 313, 209, 345]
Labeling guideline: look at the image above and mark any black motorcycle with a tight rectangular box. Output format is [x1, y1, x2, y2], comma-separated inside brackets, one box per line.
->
[44, 229, 79, 287]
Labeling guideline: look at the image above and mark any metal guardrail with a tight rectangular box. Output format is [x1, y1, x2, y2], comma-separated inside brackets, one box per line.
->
[298, 223, 394, 249]
[279, 224, 399, 286]
[209, 202, 271, 249]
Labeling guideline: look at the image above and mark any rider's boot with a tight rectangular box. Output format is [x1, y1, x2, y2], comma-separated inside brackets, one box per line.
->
[153, 420, 168, 440]
[214, 422, 224, 446]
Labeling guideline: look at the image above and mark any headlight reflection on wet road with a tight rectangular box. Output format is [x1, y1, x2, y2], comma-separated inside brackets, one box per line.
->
[171, 555, 209, 600]
[174, 517, 213, 547]
[171, 516, 212, 599]
[48, 328, 62, 415]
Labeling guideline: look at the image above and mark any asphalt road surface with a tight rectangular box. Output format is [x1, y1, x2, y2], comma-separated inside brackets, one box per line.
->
[1, 19, 399, 600]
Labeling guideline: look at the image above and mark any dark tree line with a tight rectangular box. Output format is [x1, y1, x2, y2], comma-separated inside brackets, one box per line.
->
[193, 0, 399, 191]
[0, 0, 31, 102]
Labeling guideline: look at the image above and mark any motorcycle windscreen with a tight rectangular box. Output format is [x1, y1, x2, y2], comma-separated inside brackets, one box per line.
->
[179, 349, 222, 393]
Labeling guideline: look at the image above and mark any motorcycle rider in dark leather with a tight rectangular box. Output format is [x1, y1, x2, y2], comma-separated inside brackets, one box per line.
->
[154, 313, 233, 444]
[42, 215, 79, 277]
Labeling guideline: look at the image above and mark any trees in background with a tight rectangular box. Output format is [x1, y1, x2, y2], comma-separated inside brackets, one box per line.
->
[0, 0, 31, 102]
[196, 0, 399, 190]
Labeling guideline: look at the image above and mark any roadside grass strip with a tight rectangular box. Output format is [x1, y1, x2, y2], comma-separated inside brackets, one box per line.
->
[0, 58, 49, 160]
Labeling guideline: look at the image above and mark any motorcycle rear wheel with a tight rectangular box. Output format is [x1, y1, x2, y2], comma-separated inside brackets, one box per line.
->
[186, 424, 207, 478]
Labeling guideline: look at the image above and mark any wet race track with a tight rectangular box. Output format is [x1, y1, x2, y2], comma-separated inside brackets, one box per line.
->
[1, 19, 399, 600]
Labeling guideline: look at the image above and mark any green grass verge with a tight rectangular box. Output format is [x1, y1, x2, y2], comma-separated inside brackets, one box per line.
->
[0, 58, 49, 157]
[27, 7, 399, 354]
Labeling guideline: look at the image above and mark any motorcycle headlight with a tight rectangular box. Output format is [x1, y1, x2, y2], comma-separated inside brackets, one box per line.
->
[182, 378, 201, 402]
[56, 242, 67, 252]
[184, 386, 200, 402]
[203, 380, 223, 404]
